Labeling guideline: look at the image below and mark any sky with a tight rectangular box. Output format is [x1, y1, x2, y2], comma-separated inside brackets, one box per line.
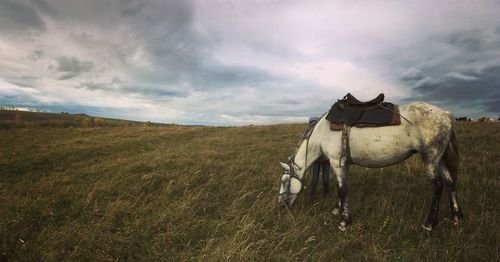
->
[0, 0, 499, 125]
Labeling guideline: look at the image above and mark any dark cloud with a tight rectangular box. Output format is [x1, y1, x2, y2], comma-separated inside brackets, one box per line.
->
[278, 98, 302, 105]
[6, 76, 38, 88]
[405, 64, 500, 113]
[28, 50, 44, 61]
[56, 57, 93, 79]
[57, 57, 93, 73]
[0, 0, 46, 32]
[120, 85, 187, 97]
[30, 0, 57, 16]
[387, 25, 500, 118]
[120, 0, 147, 16]
[79, 81, 187, 98]
[444, 31, 483, 52]
[192, 66, 280, 90]
[137, 1, 200, 71]
[58, 73, 78, 80]
[56, 0, 209, 88]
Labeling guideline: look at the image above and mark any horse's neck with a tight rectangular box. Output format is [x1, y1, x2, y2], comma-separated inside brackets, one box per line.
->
[293, 131, 321, 179]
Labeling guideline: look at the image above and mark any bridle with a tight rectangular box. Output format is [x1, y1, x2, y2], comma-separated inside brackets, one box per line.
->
[279, 116, 323, 199]
[279, 159, 302, 198]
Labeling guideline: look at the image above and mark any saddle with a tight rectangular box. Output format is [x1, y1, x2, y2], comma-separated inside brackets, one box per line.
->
[326, 93, 401, 130]
[344, 93, 384, 106]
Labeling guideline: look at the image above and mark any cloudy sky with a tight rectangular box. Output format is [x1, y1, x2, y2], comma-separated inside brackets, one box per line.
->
[1, 0, 499, 125]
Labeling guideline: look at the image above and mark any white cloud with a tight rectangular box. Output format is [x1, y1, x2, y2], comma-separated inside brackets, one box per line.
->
[290, 61, 406, 99]
[445, 72, 479, 81]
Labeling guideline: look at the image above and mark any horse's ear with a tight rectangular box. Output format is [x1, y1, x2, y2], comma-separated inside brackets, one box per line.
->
[279, 162, 290, 171]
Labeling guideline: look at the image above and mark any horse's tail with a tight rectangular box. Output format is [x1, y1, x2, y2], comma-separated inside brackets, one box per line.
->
[443, 115, 460, 179]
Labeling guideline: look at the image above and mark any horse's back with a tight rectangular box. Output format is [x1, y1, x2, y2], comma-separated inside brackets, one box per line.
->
[401, 102, 454, 147]
[347, 102, 453, 167]
[402, 102, 453, 126]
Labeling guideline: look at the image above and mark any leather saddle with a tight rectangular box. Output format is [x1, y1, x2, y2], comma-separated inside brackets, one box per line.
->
[326, 93, 401, 130]
[344, 93, 385, 106]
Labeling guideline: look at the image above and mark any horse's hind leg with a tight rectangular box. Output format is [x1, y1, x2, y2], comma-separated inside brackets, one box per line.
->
[422, 161, 444, 231]
[440, 161, 463, 225]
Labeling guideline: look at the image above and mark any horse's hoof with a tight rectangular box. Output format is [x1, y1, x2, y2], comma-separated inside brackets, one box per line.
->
[338, 221, 348, 232]
[421, 224, 433, 231]
[452, 216, 461, 227]
[331, 207, 340, 216]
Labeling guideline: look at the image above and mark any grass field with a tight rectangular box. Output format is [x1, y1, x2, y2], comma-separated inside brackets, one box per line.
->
[0, 122, 498, 261]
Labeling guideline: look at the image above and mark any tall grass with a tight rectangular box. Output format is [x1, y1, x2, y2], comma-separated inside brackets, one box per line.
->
[0, 123, 498, 261]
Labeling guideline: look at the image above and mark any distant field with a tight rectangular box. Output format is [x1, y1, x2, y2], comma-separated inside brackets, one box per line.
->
[0, 110, 163, 128]
[0, 123, 498, 261]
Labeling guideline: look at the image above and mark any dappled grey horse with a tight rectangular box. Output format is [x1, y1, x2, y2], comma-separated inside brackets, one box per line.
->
[278, 102, 463, 231]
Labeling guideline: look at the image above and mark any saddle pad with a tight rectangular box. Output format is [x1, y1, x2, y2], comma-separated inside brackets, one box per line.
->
[327, 104, 401, 131]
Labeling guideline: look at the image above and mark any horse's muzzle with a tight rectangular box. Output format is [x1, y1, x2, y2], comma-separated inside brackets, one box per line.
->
[278, 194, 296, 207]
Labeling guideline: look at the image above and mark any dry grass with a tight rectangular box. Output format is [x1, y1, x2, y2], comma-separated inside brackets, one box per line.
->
[0, 123, 498, 261]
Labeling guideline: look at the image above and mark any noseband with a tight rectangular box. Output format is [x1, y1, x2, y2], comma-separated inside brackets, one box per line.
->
[279, 160, 302, 198]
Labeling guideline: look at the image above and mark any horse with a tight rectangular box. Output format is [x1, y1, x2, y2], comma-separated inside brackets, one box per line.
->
[278, 102, 463, 231]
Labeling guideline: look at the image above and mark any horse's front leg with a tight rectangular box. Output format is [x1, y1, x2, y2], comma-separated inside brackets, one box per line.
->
[333, 166, 351, 231]
[331, 183, 341, 216]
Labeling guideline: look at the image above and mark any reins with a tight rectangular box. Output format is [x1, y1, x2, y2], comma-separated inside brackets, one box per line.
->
[376, 102, 414, 124]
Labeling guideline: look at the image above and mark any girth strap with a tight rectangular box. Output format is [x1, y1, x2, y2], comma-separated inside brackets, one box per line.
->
[339, 124, 352, 167]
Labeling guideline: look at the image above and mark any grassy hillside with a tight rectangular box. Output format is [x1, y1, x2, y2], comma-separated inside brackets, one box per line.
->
[0, 110, 163, 128]
[0, 123, 498, 261]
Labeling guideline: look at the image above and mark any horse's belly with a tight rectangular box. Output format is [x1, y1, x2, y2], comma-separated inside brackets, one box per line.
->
[351, 149, 416, 168]
[349, 126, 417, 168]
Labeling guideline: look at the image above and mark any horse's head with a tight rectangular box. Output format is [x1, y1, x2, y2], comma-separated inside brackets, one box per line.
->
[278, 161, 302, 207]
